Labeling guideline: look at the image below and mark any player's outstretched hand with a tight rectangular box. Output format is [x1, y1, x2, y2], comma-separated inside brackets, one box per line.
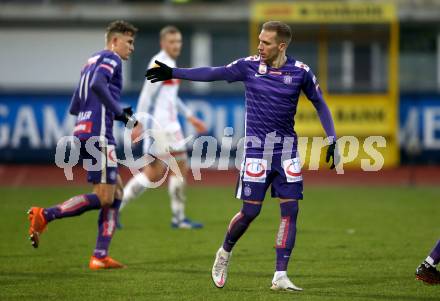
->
[326, 141, 337, 170]
[115, 106, 138, 128]
[188, 116, 207, 134]
[145, 60, 172, 83]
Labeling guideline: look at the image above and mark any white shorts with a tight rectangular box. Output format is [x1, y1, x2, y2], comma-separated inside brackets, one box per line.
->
[143, 128, 186, 158]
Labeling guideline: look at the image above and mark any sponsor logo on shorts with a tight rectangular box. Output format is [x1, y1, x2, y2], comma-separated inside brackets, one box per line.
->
[243, 158, 267, 183]
[73, 121, 92, 134]
[106, 145, 118, 167]
[283, 158, 303, 183]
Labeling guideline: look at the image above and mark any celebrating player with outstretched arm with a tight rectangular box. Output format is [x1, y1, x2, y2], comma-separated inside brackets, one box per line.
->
[27, 20, 137, 270]
[146, 21, 337, 291]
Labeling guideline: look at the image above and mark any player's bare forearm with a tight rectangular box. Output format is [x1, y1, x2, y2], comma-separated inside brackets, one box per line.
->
[187, 115, 207, 134]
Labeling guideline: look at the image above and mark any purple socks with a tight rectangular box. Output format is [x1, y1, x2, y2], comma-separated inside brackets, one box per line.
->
[275, 201, 299, 271]
[222, 202, 262, 252]
[427, 240, 440, 266]
[43, 194, 101, 222]
[93, 199, 121, 259]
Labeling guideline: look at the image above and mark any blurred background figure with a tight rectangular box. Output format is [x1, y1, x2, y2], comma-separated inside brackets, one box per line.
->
[121, 25, 207, 229]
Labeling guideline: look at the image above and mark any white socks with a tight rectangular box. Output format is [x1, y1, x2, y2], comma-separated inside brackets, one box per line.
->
[121, 172, 188, 225]
[120, 172, 151, 211]
[426, 256, 436, 267]
[168, 175, 186, 224]
[273, 271, 287, 282]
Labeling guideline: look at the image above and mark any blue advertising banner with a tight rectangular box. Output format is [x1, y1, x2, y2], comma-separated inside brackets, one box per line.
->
[0, 93, 245, 162]
[1, 93, 439, 164]
[400, 96, 440, 163]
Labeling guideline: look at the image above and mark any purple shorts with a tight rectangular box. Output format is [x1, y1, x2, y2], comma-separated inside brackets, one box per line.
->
[79, 140, 118, 185]
[235, 153, 303, 202]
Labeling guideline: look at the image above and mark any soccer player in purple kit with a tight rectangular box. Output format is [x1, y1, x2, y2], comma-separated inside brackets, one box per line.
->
[146, 21, 337, 291]
[27, 20, 138, 270]
[416, 239, 440, 284]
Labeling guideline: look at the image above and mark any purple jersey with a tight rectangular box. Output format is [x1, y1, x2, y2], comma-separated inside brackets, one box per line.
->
[69, 50, 123, 145]
[173, 55, 336, 155]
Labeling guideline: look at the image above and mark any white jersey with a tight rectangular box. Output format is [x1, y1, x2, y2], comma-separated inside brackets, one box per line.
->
[137, 50, 191, 133]
[137, 50, 192, 156]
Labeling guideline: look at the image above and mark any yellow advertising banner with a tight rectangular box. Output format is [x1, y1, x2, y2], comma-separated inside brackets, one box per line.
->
[295, 95, 397, 136]
[295, 95, 399, 168]
[252, 2, 397, 23]
[297, 136, 399, 169]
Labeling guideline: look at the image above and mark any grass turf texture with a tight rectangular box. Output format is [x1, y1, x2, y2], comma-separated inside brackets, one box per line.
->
[0, 186, 439, 301]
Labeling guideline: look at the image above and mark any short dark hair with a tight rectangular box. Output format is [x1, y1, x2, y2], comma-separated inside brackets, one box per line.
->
[262, 21, 292, 45]
[106, 20, 138, 42]
[159, 25, 181, 40]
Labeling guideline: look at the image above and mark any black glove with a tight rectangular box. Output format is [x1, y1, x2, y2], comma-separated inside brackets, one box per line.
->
[115, 106, 138, 128]
[145, 60, 172, 83]
[326, 141, 336, 170]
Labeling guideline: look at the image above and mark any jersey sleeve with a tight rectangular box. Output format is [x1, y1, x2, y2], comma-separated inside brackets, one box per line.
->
[89, 53, 123, 116]
[301, 67, 323, 104]
[69, 86, 81, 115]
[136, 59, 163, 127]
[301, 67, 337, 140]
[95, 53, 121, 81]
[172, 57, 248, 83]
[223, 57, 247, 82]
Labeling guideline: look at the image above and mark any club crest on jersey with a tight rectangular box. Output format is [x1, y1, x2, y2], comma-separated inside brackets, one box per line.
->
[258, 62, 267, 74]
[282, 157, 302, 183]
[243, 158, 267, 183]
[283, 75, 293, 84]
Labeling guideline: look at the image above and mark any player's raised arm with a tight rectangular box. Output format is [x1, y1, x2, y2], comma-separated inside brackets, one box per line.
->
[145, 59, 245, 83]
[176, 96, 192, 118]
[301, 67, 338, 168]
[176, 96, 207, 134]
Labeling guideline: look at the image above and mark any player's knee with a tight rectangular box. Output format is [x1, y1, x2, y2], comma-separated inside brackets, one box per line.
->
[93, 188, 114, 207]
[281, 200, 299, 218]
[114, 187, 123, 200]
[145, 168, 167, 183]
[114, 177, 124, 200]
[241, 202, 262, 222]
[96, 193, 113, 207]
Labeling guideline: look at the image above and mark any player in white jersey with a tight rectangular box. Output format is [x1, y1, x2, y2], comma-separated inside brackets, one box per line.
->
[121, 26, 206, 229]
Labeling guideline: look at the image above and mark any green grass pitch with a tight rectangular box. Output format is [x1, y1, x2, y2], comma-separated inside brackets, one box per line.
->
[0, 185, 439, 300]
